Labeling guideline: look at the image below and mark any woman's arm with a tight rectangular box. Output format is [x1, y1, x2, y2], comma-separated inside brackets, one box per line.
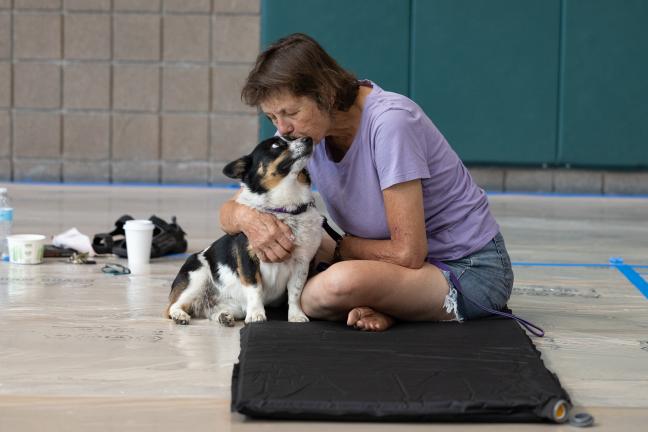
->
[219, 189, 295, 262]
[336, 179, 428, 269]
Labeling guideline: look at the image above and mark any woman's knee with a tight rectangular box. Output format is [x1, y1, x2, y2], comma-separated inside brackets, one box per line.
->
[302, 262, 360, 313]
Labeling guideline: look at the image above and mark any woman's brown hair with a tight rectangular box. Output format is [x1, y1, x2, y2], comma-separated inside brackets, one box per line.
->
[241, 33, 359, 113]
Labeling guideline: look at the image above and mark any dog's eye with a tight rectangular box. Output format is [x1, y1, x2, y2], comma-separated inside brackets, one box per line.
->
[272, 139, 289, 149]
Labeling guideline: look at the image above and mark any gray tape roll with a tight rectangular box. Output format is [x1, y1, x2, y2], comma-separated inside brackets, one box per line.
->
[569, 412, 594, 427]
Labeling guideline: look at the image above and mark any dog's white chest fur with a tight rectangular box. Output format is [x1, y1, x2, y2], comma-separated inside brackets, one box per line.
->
[258, 208, 323, 304]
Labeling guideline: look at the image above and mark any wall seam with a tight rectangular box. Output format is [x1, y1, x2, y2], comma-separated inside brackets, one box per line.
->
[407, 0, 414, 98]
[158, 4, 163, 183]
[9, 0, 14, 181]
[109, 0, 114, 183]
[59, 3, 64, 182]
[208, 0, 214, 184]
[555, 0, 567, 166]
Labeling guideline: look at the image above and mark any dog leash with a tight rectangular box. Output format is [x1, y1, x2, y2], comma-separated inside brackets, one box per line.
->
[429, 259, 544, 337]
[322, 216, 343, 243]
[311, 217, 344, 274]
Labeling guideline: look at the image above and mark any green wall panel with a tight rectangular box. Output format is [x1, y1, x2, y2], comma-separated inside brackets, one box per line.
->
[411, 0, 561, 164]
[259, 0, 647, 169]
[560, 0, 648, 167]
[259, 0, 410, 139]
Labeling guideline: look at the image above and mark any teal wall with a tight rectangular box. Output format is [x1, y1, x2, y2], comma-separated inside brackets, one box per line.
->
[260, 0, 648, 169]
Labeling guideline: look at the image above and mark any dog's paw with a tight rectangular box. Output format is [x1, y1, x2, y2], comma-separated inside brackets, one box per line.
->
[170, 309, 191, 325]
[245, 312, 267, 324]
[288, 311, 310, 323]
[212, 311, 235, 327]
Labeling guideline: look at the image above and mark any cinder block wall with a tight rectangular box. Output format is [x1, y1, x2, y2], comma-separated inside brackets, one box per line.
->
[0, 0, 260, 184]
[2, 1, 647, 195]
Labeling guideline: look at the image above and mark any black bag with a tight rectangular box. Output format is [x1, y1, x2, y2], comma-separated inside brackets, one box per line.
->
[92, 215, 187, 258]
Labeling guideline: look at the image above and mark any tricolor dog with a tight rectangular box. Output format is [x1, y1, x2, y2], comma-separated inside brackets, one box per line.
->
[166, 136, 322, 325]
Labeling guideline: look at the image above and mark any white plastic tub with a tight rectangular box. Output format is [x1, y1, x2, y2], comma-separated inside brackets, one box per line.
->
[7, 234, 46, 264]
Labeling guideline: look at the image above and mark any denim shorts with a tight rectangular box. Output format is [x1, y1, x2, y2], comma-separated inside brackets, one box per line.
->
[436, 232, 514, 321]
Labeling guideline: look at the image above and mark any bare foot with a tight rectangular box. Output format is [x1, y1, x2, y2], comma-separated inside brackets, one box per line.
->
[346, 306, 395, 331]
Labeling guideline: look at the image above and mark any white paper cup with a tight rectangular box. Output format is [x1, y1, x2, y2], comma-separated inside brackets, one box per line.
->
[7, 234, 46, 264]
[124, 220, 154, 275]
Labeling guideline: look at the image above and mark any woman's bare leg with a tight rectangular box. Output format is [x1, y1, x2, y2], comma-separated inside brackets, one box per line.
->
[301, 259, 454, 331]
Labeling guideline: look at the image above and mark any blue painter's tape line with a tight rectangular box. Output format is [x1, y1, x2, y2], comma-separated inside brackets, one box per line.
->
[512, 262, 611, 268]
[512, 262, 648, 269]
[486, 191, 648, 200]
[616, 265, 648, 299]
[3, 181, 648, 197]
[5, 180, 240, 190]
[512, 260, 648, 299]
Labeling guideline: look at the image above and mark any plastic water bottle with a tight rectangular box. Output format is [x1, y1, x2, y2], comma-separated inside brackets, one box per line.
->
[0, 188, 13, 261]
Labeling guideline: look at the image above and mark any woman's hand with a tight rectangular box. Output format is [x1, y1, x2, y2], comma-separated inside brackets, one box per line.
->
[238, 205, 295, 263]
[220, 190, 295, 263]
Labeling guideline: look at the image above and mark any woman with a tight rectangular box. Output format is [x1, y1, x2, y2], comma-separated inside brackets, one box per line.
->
[219, 33, 513, 331]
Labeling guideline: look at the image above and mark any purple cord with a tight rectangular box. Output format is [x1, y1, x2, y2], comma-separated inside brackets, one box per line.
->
[431, 259, 545, 337]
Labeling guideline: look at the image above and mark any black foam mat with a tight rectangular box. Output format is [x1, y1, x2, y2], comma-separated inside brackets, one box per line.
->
[231, 317, 570, 422]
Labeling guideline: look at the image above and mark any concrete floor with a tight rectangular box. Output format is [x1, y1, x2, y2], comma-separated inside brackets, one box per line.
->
[0, 183, 647, 431]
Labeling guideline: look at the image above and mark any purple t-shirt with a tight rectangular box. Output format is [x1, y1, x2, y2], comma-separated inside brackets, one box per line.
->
[307, 81, 499, 261]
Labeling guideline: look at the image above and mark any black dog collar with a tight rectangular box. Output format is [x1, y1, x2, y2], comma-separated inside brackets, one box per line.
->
[266, 201, 315, 216]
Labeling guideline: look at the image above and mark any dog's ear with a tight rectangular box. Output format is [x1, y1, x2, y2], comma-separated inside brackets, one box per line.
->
[223, 155, 252, 179]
